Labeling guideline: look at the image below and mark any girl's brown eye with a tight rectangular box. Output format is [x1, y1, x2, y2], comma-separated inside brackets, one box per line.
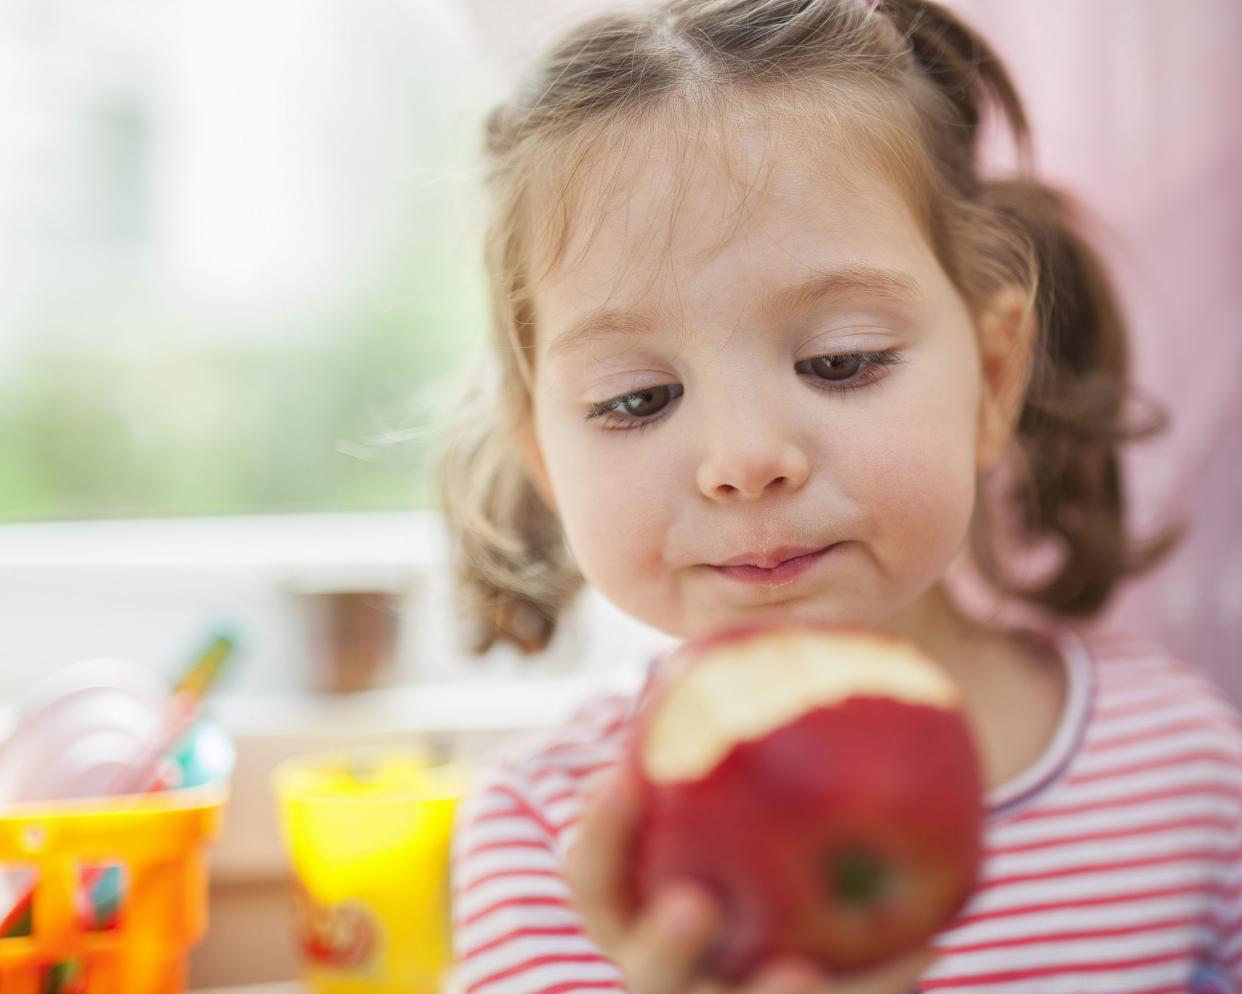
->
[586, 382, 685, 428]
[620, 386, 675, 418]
[808, 354, 862, 381]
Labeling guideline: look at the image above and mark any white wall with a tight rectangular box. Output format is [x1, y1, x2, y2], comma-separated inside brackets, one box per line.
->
[0, 511, 676, 705]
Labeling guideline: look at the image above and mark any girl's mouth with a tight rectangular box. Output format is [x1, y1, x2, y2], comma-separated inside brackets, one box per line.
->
[708, 545, 839, 585]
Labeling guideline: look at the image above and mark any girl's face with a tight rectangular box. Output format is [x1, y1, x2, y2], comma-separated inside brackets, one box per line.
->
[522, 114, 994, 642]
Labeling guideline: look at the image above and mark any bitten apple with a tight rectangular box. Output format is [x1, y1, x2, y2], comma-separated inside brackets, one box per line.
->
[625, 622, 984, 979]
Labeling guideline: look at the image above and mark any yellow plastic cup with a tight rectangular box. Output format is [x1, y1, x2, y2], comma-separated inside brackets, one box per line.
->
[273, 750, 471, 994]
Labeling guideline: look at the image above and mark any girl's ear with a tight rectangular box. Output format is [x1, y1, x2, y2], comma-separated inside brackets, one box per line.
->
[975, 285, 1036, 473]
[518, 421, 558, 511]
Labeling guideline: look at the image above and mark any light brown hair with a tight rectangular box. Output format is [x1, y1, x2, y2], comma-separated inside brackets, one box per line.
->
[435, 0, 1180, 655]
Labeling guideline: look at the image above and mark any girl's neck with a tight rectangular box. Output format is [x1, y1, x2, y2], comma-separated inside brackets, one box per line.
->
[883, 581, 1069, 791]
[880, 580, 1001, 686]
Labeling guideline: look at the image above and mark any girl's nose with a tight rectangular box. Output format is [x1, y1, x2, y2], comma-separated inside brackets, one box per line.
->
[695, 413, 811, 501]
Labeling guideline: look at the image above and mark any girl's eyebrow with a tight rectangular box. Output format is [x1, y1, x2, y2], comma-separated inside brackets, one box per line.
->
[546, 264, 922, 359]
[766, 264, 922, 315]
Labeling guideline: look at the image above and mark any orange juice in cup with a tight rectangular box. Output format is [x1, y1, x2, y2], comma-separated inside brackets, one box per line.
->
[274, 750, 470, 994]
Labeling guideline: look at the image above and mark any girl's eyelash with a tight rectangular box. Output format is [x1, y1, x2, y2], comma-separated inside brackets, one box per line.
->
[584, 350, 905, 433]
[797, 349, 905, 394]
[584, 383, 684, 434]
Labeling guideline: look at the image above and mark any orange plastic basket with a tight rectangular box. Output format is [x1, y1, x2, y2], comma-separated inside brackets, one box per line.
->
[0, 784, 226, 994]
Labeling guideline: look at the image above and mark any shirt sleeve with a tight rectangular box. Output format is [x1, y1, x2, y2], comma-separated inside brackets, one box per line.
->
[1222, 740, 1242, 989]
[1209, 694, 1242, 990]
[451, 764, 629, 994]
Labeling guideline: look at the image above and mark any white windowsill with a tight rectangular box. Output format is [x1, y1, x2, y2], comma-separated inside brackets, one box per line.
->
[0, 511, 676, 881]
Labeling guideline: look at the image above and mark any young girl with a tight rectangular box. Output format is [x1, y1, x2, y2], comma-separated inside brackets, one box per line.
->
[440, 0, 1242, 991]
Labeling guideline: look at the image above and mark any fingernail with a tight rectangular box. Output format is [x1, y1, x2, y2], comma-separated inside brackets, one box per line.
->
[590, 771, 630, 811]
[777, 977, 815, 994]
[659, 889, 708, 936]
[607, 772, 635, 808]
[767, 963, 820, 994]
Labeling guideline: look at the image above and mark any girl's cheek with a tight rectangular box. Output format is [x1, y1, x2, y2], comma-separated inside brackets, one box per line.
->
[545, 430, 670, 565]
[854, 342, 982, 555]
[857, 422, 977, 563]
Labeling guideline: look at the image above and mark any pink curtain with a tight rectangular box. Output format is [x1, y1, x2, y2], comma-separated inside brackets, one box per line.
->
[952, 0, 1242, 703]
[461, 0, 1242, 703]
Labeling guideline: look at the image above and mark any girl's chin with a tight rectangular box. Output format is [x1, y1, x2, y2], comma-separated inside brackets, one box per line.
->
[681, 603, 886, 640]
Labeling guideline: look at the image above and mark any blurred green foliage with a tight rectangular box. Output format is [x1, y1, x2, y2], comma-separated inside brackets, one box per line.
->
[0, 257, 487, 523]
[0, 4, 503, 524]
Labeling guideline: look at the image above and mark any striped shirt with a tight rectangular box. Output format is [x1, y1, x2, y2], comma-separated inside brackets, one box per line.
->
[451, 629, 1242, 994]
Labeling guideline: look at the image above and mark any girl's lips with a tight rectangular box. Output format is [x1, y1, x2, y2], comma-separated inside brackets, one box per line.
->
[708, 545, 838, 584]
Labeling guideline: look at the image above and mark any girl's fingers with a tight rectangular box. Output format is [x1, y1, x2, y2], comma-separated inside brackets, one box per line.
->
[733, 946, 935, 994]
[616, 882, 722, 994]
[566, 772, 724, 994]
[565, 769, 643, 951]
[741, 959, 824, 994]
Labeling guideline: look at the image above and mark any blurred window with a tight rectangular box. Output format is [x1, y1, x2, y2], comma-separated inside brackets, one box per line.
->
[0, 0, 495, 521]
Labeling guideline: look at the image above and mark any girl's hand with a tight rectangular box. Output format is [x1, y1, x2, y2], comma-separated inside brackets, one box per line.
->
[566, 769, 937, 994]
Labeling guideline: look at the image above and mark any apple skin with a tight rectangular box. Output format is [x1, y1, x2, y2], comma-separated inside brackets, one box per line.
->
[623, 621, 984, 980]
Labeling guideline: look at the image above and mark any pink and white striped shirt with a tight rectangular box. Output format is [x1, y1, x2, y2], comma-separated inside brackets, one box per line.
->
[452, 629, 1242, 994]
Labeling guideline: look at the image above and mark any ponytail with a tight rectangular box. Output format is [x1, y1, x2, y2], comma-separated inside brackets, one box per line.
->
[875, 0, 1031, 185]
[969, 180, 1182, 617]
[874, 0, 1182, 616]
[434, 359, 583, 654]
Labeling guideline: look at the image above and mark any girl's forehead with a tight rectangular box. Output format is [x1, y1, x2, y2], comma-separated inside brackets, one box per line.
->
[526, 105, 926, 312]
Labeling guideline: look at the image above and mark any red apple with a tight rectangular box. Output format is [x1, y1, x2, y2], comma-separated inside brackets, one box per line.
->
[624, 621, 984, 979]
